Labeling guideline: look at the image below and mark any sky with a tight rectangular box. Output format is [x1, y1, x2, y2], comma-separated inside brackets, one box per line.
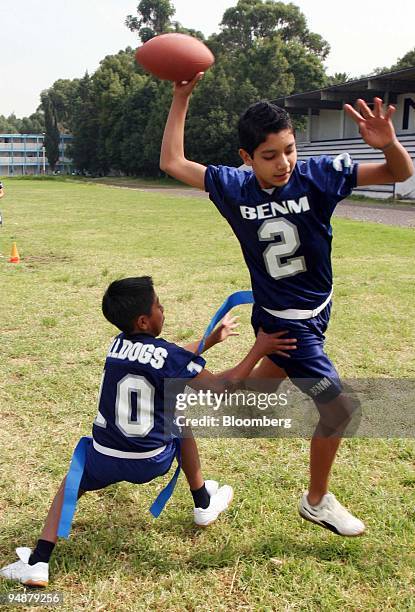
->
[1, 0, 414, 118]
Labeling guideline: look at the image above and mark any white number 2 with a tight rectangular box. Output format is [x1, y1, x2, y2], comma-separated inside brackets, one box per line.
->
[95, 373, 155, 437]
[258, 218, 306, 280]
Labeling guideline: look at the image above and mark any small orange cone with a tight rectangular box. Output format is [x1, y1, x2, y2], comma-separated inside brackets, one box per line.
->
[9, 242, 20, 263]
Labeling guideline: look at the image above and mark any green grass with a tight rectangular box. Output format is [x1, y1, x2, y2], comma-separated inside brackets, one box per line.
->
[0, 180, 414, 611]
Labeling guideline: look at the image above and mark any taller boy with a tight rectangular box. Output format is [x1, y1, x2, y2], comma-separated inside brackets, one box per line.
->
[160, 74, 414, 536]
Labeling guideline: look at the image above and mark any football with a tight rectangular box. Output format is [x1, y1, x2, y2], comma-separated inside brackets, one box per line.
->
[135, 33, 215, 82]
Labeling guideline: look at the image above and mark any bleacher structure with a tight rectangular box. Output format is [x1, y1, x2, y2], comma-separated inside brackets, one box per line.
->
[296, 133, 415, 199]
[273, 66, 415, 200]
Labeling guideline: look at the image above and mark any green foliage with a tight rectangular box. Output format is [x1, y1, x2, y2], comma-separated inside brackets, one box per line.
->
[67, 73, 99, 174]
[29, 0, 331, 176]
[0, 111, 45, 134]
[126, 0, 176, 42]
[213, 0, 329, 58]
[283, 41, 327, 93]
[41, 94, 60, 171]
[392, 47, 415, 70]
[19, 111, 45, 133]
[326, 72, 352, 86]
[371, 46, 415, 76]
[40, 79, 81, 132]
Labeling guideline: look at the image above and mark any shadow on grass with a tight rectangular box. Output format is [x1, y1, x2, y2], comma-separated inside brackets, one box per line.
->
[2, 478, 401, 589]
[54, 501, 371, 580]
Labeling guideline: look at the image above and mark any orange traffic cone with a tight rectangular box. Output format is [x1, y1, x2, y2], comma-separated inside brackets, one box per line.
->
[9, 242, 20, 264]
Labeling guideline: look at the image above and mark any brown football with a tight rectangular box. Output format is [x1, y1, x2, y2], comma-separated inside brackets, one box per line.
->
[135, 33, 215, 82]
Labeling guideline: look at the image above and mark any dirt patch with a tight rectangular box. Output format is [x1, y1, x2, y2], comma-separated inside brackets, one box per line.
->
[108, 183, 415, 228]
[23, 254, 73, 266]
[336, 199, 415, 228]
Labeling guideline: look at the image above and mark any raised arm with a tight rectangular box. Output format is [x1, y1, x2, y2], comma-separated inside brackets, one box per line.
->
[344, 98, 414, 186]
[160, 73, 207, 190]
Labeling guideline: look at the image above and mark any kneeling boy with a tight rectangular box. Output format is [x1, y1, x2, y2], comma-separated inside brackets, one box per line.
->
[1, 276, 295, 587]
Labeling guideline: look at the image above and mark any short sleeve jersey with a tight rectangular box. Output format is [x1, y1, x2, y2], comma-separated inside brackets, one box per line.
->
[92, 333, 205, 452]
[205, 155, 358, 310]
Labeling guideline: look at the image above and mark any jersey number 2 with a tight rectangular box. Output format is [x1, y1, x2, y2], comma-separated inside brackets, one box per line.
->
[258, 218, 306, 280]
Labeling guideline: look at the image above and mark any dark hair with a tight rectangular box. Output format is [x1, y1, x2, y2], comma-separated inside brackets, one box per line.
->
[102, 276, 155, 333]
[238, 101, 294, 157]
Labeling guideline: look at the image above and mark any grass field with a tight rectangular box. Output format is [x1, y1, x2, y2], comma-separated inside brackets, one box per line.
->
[0, 178, 414, 611]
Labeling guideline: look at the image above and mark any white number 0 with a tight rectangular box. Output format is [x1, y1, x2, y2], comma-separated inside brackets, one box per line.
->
[95, 373, 155, 437]
[258, 218, 306, 280]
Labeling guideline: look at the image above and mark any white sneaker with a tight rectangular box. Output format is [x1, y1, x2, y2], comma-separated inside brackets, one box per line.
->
[0, 547, 49, 587]
[299, 492, 365, 537]
[194, 480, 233, 527]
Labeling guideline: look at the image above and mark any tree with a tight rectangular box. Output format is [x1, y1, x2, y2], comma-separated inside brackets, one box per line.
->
[392, 47, 415, 71]
[283, 41, 327, 93]
[68, 73, 99, 173]
[117, 79, 160, 174]
[211, 0, 329, 59]
[44, 79, 81, 132]
[0, 114, 21, 133]
[126, 0, 176, 42]
[61, 0, 334, 175]
[207, 0, 328, 98]
[91, 48, 146, 173]
[326, 72, 352, 86]
[41, 94, 60, 171]
[19, 112, 45, 134]
[371, 47, 415, 76]
[0, 112, 45, 134]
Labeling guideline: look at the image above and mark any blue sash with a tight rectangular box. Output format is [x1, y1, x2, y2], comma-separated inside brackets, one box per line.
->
[57, 290, 254, 538]
[197, 290, 254, 354]
[149, 437, 181, 518]
[57, 437, 90, 539]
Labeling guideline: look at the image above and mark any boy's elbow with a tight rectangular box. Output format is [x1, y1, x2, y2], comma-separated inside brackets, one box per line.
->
[159, 157, 176, 175]
[396, 165, 414, 182]
[159, 157, 168, 173]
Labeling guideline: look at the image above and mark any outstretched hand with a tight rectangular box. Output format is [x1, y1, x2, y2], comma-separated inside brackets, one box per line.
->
[212, 313, 240, 344]
[173, 72, 204, 98]
[344, 98, 397, 150]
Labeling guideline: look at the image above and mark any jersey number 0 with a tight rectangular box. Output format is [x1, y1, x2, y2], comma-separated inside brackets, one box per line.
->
[95, 373, 155, 437]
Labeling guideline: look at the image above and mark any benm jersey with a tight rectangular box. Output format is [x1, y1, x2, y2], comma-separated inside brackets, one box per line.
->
[92, 333, 205, 452]
[205, 155, 358, 311]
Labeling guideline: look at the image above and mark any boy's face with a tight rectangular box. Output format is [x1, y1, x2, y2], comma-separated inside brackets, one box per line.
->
[240, 129, 297, 189]
[135, 294, 165, 336]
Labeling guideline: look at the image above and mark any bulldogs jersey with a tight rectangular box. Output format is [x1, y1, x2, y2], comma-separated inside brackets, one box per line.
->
[205, 155, 358, 311]
[92, 333, 205, 452]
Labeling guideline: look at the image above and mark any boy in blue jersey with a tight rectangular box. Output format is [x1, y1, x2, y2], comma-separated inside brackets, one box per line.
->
[159, 75, 414, 537]
[0, 276, 296, 587]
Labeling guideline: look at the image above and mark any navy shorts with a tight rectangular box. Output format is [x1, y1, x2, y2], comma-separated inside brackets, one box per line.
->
[251, 302, 342, 402]
[79, 439, 177, 492]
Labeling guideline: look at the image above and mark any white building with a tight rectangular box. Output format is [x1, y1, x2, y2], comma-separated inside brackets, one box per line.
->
[0, 133, 73, 176]
[273, 66, 415, 199]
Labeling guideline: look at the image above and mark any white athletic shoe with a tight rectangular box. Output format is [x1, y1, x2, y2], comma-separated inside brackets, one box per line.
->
[0, 547, 49, 587]
[194, 480, 234, 527]
[299, 492, 365, 536]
